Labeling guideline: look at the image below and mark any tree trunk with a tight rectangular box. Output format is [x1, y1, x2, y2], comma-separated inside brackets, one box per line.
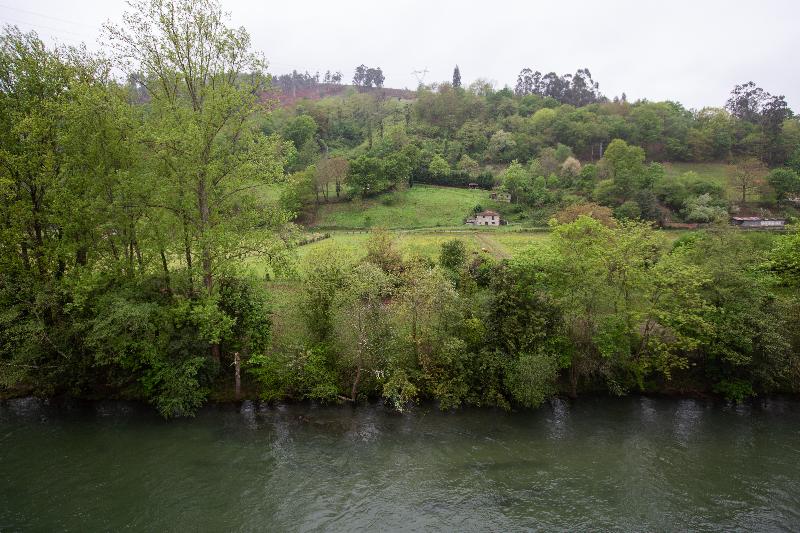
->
[234, 352, 241, 400]
[569, 364, 578, 399]
[75, 246, 88, 267]
[351, 366, 361, 402]
[197, 177, 213, 294]
[160, 248, 171, 294]
[21, 241, 31, 270]
[197, 176, 220, 363]
[183, 224, 194, 294]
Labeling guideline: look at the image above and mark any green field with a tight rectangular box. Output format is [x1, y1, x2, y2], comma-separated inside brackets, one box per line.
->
[306, 163, 750, 231]
[298, 230, 551, 260]
[662, 161, 769, 201]
[245, 229, 553, 279]
[309, 185, 508, 229]
[246, 162, 753, 279]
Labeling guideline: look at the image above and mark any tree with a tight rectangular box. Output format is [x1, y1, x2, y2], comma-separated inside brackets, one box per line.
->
[347, 155, 385, 196]
[0, 28, 125, 392]
[456, 154, 480, 177]
[439, 239, 466, 270]
[514, 67, 601, 105]
[560, 156, 582, 179]
[452, 65, 461, 89]
[725, 82, 795, 165]
[602, 139, 647, 200]
[353, 65, 384, 88]
[765, 231, 800, 288]
[317, 157, 349, 199]
[552, 202, 616, 227]
[283, 114, 318, 149]
[393, 263, 467, 410]
[382, 151, 414, 189]
[366, 67, 385, 88]
[104, 0, 293, 359]
[353, 64, 367, 86]
[733, 158, 766, 204]
[487, 130, 516, 162]
[500, 160, 528, 203]
[682, 194, 727, 222]
[301, 246, 353, 341]
[428, 154, 451, 178]
[334, 262, 394, 401]
[614, 200, 641, 220]
[726, 81, 767, 122]
[767, 168, 800, 200]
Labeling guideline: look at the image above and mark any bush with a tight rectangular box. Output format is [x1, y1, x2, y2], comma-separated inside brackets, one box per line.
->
[613, 200, 641, 220]
[714, 379, 755, 403]
[683, 194, 727, 223]
[439, 239, 467, 270]
[414, 169, 494, 189]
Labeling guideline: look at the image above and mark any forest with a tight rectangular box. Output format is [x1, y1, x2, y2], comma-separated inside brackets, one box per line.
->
[1, 0, 799, 417]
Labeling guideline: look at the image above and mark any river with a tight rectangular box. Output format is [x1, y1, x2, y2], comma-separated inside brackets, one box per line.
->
[1, 396, 799, 531]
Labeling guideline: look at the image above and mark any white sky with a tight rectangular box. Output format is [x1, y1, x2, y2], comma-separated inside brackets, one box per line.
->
[1, 0, 798, 110]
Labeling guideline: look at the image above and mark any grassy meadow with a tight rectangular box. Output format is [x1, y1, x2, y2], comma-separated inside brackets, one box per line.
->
[309, 185, 508, 229]
[662, 161, 770, 202]
[246, 161, 757, 284]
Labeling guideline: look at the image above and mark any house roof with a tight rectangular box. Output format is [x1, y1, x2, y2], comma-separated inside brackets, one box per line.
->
[478, 210, 500, 217]
[731, 216, 786, 222]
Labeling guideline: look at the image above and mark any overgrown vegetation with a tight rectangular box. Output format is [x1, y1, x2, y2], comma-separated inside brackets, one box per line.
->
[252, 224, 800, 408]
[1, 0, 798, 417]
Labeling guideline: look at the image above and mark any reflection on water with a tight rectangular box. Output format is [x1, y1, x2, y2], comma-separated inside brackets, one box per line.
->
[672, 399, 704, 446]
[1, 396, 799, 531]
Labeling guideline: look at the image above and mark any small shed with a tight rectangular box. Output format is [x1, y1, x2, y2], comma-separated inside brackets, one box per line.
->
[730, 216, 786, 229]
[475, 210, 501, 226]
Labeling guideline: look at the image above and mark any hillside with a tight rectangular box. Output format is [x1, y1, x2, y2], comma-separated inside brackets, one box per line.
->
[308, 185, 509, 229]
[267, 83, 417, 108]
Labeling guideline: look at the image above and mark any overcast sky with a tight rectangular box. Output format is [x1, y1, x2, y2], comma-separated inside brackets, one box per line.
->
[2, 0, 798, 110]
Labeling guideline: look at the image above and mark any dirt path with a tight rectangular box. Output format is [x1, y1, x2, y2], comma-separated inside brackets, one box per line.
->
[474, 232, 511, 259]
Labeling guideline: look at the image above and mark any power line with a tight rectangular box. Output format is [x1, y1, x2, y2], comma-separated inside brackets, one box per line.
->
[0, 17, 92, 46]
[1, 16, 90, 38]
[0, 3, 96, 28]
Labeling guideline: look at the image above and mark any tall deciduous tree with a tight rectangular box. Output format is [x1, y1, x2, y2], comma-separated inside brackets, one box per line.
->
[104, 0, 294, 360]
[733, 158, 766, 204]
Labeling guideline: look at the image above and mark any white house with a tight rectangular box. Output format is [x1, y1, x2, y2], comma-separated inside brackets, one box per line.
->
[730, 216, 786, 229]
[475, 210, 501, 226]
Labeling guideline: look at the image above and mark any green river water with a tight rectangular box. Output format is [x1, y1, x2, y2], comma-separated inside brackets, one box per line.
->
[1, 396, 799, 531]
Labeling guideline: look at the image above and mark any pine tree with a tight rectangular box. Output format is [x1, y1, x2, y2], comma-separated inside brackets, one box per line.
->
[452, 65, 461, 88]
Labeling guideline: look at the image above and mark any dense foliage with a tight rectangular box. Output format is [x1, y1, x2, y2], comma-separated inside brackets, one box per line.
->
[251, 224, 800, 408]
[1, 0, 798, 416]
[0, 2, 293, 416]
[270, 67, 799, 226]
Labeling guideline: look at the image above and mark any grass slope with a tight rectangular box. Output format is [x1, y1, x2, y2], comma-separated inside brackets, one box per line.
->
[310, 185, 507, 229]
[663, 162, 769, 201]
[295, 230, 551, 263]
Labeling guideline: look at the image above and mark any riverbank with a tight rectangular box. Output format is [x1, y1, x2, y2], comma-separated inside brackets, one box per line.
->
[3, 388, 798, 415]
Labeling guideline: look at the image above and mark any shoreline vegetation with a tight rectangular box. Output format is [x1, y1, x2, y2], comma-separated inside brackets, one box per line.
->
[2, 0, 799, 419]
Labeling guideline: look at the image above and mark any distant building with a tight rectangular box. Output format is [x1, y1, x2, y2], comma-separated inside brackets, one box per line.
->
[475, 210, 501, 226]
[490, 191, 511, 203]
[730, 216, 786, 229]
